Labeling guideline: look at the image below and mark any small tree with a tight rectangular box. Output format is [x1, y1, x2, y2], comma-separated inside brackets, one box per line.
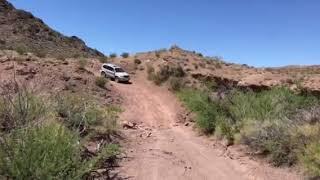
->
[95, 76, 107, 88]
[121, 52, 129, 58]
[110, 53, 117, 58]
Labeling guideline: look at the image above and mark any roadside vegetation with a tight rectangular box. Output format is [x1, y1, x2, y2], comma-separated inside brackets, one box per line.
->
[145, 63, 320, 177]
[95, 76, 108, 88]
[177, 86, 320, 176]
[0, 81, 121, 179]
[147, 64, 185, 85]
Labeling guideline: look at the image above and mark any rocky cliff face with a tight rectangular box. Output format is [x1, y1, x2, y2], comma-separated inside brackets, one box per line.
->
[0, 0, 104, 58]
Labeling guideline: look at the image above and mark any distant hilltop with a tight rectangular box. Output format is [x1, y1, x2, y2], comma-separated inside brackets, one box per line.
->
[0, 0, 104, 58]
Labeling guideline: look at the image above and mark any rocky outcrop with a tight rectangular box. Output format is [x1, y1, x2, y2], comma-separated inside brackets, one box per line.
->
[0, 0, 104, 58]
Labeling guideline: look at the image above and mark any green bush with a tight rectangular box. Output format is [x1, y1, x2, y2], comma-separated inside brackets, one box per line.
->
[55, 93, 118, 134]
[95, 76, 107, 88]
[172, 65, 185, 77]
[148, 65, 185, 85]
[177, 87, 320, 168]
[15, 45, 27, 55]
[197, 53, 203, 57]
[109, 53, 117, 58]
[156, 65, 171, 83]
[0, 84, 47, 132]
[121, 52, 129, 58]
[240, 120, 297, 166]
[55, 94, 104, 130]
[169, 77, 184, 91]
[0, 122, 93, 179]
[299, 142, 320, 177]
[177, 89, 219, 134]
[95, 144, 120, 167]
[0, 83, 121, 179]
[219, 88, 319, 165]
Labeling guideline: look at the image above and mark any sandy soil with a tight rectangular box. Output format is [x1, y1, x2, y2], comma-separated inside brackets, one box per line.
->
[113, 71, 302, 180]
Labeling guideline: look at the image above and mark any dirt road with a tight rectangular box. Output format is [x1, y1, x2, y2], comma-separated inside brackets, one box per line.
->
[114, 72, 301, 180]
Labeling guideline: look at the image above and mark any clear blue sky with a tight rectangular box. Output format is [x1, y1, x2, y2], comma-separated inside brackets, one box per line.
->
[9, 0, 320, 67]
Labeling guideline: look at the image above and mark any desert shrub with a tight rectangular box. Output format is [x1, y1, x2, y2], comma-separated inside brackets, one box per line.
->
[219, 88, 319, 165]
[109, 53, 117, 58]
[169, 77, 184, 91]
[95, 143, 121, 168]
[149, 65, 185, 85]
[34, 49, 46, 58]
[152, 65, 171, 85]
[0, 83, 47, 132]
[121, 52, 129, 58]
[57, 54, 66, 61]
[177, 86, 320, 168]
[240, 120, 297, 166]
[177, 89, 219, 134]
[94, 106, 120, 135]
[134, 58, 142, 64]
[99, 56, 108, 63]
[202, 79, 218, 90]
[214, 117, 235, 141]
[209, 56, 224, 62]
[55, 94, 103, 131]
[146, 65, 155, 75]
[15, 45, 27, 55]
[222, 88, 317, 125]
[95, 76, 107, 88]
[55, 93, 118, 135]
[172, 65, 185, 77]
[78, 58, 88, 70]
[0, 122, 93, 179]
[147, 65, 156, 81]
[197, 53, 203, 57]
[299, 142, 320, 177]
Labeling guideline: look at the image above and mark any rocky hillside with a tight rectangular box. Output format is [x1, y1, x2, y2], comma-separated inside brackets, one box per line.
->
[0, 0, 104, 58]
[113, 46, 320, 94]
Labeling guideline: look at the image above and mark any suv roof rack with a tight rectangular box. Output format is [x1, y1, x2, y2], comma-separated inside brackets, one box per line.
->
[103, 63, 120, 68]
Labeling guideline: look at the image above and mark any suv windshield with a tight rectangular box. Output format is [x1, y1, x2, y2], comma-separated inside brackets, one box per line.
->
[115, 68, 125, 72]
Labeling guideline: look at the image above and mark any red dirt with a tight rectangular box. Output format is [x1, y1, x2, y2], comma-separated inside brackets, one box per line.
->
[114, 70, 301, 180]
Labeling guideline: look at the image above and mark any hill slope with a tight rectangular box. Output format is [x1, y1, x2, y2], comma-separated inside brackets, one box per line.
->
[0, 0, 104, 58]
[114, 46, 320, 94]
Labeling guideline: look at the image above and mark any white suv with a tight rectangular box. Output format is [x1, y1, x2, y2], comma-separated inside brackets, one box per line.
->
[100, 63, 130, 82]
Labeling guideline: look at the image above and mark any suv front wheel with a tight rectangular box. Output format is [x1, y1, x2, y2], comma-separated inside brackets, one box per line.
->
[115, 76, 120, 83]
[101, 71, 106, 77]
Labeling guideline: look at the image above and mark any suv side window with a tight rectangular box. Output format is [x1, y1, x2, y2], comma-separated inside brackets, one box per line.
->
[107, 66, 114, 71]
[103, 65, 108, 69]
